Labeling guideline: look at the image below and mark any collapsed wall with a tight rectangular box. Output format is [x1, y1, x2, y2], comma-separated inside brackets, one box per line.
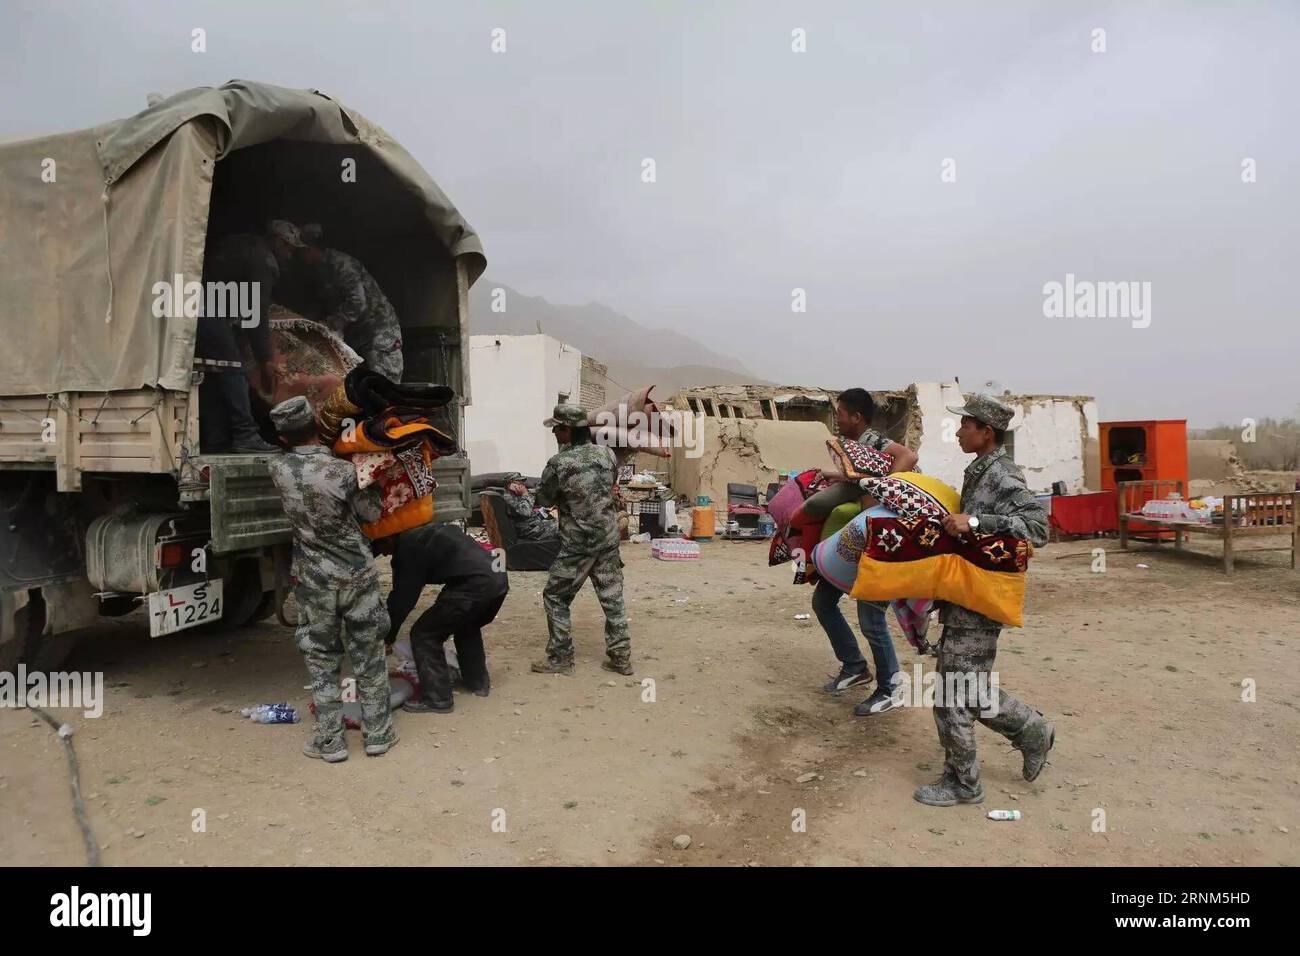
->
[1188, 439, 1237, 481]
[671, 418, 833, 512]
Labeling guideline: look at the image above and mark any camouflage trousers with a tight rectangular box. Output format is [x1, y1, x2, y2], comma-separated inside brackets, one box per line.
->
[931, 625, 1036, 789]
[295, 570, 394, 750]
[542, 547, 630, 663]
[351, 317, 403, 382]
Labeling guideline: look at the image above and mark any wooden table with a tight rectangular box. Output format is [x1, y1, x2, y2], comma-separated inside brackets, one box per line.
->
[1118, 480, 1298, 575]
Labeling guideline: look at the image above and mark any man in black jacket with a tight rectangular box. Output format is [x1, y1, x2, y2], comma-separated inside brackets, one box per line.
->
[378, 523, 508, 713]
[196, 232, 285, 453]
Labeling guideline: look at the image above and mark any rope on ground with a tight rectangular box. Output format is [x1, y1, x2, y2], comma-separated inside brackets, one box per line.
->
[24, 703, 101, 867]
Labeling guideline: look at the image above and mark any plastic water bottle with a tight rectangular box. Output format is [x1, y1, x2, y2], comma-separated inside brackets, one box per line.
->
[987, 809, 1021, 821]
[651, 538, 701, 561]
[241, 702, 298, 723]
[252, 704, 299, 724]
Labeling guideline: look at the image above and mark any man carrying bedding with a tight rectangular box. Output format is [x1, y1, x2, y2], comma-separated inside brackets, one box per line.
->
[806, 388, 916, 708]
[914, 394, 1055, 807]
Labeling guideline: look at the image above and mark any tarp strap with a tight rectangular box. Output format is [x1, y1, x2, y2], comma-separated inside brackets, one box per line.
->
[100, 185, 114, 325]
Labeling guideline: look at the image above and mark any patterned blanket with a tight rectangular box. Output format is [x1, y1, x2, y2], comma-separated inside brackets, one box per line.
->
[238, 310, 362, 412]
[240, 318, 453, 541]
[844, 472, 1034, 628]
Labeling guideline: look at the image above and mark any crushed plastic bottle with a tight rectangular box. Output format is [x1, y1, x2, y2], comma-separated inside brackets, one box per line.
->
[240, 702, 299, 724]
[987, 809, 1021, 821]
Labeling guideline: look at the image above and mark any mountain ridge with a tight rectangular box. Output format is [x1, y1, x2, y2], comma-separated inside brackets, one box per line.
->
[468, 281, 771, 395]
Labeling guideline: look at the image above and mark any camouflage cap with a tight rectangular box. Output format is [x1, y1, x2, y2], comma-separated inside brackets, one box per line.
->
[267, 219, 305, 248]
[269, 395, 316, 434]
[946, 393, 1016, 431]
[543, 403, 589, 428]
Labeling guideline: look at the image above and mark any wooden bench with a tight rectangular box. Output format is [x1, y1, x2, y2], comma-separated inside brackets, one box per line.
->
[1117, 480, 1298, 575]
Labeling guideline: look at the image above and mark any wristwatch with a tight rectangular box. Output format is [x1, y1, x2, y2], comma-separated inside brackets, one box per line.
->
[967, 516, 981, 530]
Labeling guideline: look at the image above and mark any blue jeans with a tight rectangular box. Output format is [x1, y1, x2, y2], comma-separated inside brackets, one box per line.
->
[811, 579, 899, 686]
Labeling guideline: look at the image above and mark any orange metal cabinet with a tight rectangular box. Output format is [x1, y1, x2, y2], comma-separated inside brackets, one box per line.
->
[1100, 419, 1188, 536]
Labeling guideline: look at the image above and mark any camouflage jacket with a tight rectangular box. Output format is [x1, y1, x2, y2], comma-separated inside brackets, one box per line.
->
[267, 446, 383, 589]
[854, 427, 892, 453]
[535, 442, 620, 555]
[313, 249, 401, 349]
[940, 446, 1049, 629]
[502, 488, 558, 541]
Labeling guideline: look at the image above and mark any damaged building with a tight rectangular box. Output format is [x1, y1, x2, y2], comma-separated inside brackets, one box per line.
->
[658, 382, 1098, 510]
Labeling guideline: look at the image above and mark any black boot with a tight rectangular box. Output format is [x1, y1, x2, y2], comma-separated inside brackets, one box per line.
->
[403, 697, 453, 714]
[219, 370, 277, 453]
[410, 630, 455, 711]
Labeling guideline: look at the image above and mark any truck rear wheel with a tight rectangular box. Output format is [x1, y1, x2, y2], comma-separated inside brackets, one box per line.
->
[216, 558, 273, 629]
[23, 631, 83, 673]
[243, 589, 277, 626]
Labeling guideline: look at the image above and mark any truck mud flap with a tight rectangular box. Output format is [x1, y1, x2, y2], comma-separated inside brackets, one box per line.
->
[0, 473, 84, 590]
[205, 457, 291, 554]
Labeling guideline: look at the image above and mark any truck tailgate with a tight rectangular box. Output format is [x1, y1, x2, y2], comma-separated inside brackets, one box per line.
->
[200, 455, 290, 554]
[193, 453, 472, 554]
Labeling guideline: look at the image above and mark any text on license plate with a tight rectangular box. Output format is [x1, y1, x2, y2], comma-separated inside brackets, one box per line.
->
[147, 580, 223, 637]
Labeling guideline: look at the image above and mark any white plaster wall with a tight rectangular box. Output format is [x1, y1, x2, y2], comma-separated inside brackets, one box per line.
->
[1011, 399, 1091, 493]
[914, 381, 970, 489]
[465, 335, 582, 477]
[540, 337, 583, 417]
[915, 382, 1094, 493]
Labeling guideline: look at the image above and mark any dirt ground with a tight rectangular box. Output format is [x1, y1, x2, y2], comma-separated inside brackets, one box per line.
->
[3, 531, 1298, 867]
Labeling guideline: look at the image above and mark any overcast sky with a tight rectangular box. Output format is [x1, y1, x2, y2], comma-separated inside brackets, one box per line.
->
[4, 1, 1296, 425]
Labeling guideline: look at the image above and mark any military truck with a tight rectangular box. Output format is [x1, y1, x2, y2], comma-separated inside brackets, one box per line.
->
[0, 81, 485, 671]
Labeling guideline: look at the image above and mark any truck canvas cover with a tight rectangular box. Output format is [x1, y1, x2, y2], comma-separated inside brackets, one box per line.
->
[0, 80, 485, 395]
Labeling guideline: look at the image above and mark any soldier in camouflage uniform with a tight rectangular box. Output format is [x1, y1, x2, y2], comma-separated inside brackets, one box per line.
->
[914, 394, 1055, 807]
[530, 404, 632, 676]
[502, 476, 559, 542]
[266, 396, 397, 762]
[296, 225, 404, 381]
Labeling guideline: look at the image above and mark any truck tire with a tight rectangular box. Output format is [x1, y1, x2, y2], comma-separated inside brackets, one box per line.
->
[217, 558, 270, 629]
[23, 631, 83, 673]
[243, 590, 277, 626]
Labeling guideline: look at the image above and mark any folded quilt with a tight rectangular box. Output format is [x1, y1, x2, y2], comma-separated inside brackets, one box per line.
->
[767, 468, 834, 577]
[330, 409, 449, 539]
[344, 366, 456, 415]
[332, 437, 438, 539]
[240, 313, 361, 413]
[833, 472, 1033, 628]
[807, 504, 938, 652]
[353, 451, 399, 490]
[849, 517, 1032, 628]
[825, 436, 893, 481]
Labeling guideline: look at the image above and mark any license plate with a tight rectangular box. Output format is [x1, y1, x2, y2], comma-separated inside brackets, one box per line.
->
[147, 580, 223, 637]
